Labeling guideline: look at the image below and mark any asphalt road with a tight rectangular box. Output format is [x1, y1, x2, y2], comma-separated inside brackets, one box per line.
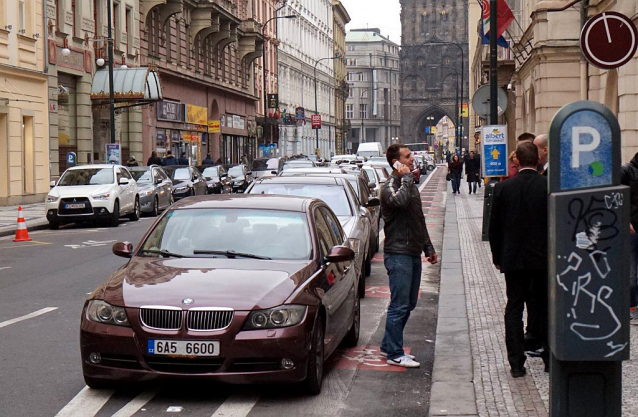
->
[0, 172, 440, 417]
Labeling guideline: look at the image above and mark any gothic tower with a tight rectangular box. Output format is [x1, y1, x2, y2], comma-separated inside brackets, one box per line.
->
[400, 0, 469, 150]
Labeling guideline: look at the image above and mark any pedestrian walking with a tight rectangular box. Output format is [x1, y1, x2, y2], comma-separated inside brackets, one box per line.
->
[202, 153, 214, 165]
[147, 151, 162, 166]
[162, 150, 178, 166]
[465, 150, 480, 194]
[178, 152, 189, 165]
[620, 152, 638, 324]
[448, 154, 463, 195]
[488, 142, 550, 377]
[126, 156, 139, 167]
[380, 144, 438, 368]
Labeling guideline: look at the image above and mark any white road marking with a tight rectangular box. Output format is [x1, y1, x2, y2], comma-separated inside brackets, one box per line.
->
[0, 266, 11, 271]
[419, 166, 438, 192]
[211, 393, 260, 417]
[0, 307, 58, 329]
[111, 388, 160, 417]
[54, 386, 115, 417]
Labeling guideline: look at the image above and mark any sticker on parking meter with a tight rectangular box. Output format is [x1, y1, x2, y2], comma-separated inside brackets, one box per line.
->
[560, 110, 613, 190]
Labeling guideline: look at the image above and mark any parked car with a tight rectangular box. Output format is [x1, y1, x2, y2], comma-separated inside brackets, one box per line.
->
[278, 167, 347, 177]
[223, 164, 254, 193]
[81, 194, 358, 395]
[46, 164, 140, 229]
[129, 166, 174, 216]
[247, 176, 376, 298]
[251, 158, 285, 178]
[281, 160, 316, 171]
[196, 165, 233, 194]
[163, 166, 208, 201]
[356, 142, 384, 159]
[364, 161, 393, 182]
[362, 165, 382, 197]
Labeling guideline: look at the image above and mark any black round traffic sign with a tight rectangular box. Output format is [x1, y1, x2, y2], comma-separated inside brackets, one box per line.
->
[581, 12, 638, 70]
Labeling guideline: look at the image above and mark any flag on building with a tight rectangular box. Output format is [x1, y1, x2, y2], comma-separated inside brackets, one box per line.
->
[481, 0, 515, 39]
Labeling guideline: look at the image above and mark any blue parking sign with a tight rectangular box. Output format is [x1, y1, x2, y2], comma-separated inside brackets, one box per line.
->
[66, 152, 77, 167]
[481, 125, 508, 177]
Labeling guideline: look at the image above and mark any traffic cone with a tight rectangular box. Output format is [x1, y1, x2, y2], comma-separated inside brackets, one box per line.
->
[13, 206, 32, 242]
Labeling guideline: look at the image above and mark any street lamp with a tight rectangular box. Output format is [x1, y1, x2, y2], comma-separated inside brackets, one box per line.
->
[262, 13, 296, 154]
[314, 55, 339, 156]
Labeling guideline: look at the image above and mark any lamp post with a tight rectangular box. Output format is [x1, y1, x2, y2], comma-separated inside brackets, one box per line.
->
[314, 55, 339, 156]
[261, 13, 296, 155]
[106, 0, 115, 144]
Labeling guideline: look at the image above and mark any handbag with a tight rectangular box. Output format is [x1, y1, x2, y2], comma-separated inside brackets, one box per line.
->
[446, 173, 451, 181]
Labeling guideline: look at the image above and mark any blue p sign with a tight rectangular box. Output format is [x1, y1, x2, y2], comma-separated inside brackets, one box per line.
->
[549, 101, 621, 193]
[66, 152, 77, 167]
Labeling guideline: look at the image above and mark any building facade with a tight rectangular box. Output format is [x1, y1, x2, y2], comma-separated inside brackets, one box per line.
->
[277, 0, 336, 158]
[345, 29, 400, 152]
[399, 0, 469, 150]
[0, 0, 50, 205]
[140, 0, 265, 165]
[332, 1, 350, 156]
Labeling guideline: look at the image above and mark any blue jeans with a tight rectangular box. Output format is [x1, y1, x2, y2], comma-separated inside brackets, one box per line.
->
[381, 253, 422, 360]
[451, 173, 461, 193]
[630, 234, 638, 308]
[468, 181, 477, 193]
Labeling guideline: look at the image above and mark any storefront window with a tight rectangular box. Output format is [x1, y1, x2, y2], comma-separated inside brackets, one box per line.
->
[57, 74, 77, 147]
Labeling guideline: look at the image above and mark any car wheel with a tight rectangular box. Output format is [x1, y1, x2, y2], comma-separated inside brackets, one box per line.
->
[84, 375, 113, 389]
[151, 196, 159, 217]
[303, 315, 325, 395]
[364, 255, 372, 277]
[49, 221, 59, 230]
[357, 271, 366, 299]
[109, 201, 120, 228]
[128, 198, 140, 221]
[342, 295, 360, 347]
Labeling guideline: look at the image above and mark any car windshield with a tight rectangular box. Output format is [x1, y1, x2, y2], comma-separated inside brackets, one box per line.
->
[140, 209, 312, 260]
[130, 169, 152, 183]
[202, 167, 220, 177]
[283, 161, 314, 169]
[58, 168, 114, 186]
[228, 166, 244, 177]
[250, 183, 352, 216]
[168, 168, 190, 180]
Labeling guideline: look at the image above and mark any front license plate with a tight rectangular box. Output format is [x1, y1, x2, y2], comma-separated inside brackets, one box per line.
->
[147, 340, 220, 357]
[64, 203, 85, 209]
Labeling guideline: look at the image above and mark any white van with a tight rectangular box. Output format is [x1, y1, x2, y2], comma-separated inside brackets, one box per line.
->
[356, 142, 384, 159]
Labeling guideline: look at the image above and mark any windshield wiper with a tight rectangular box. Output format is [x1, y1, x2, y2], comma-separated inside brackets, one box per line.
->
[139, 249, 186, 258]
[192, 250, 272, 260]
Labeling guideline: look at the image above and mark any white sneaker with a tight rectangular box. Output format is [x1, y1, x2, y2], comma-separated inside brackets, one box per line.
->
[379, 351, 416, 360]
[387, 355, 421, 368]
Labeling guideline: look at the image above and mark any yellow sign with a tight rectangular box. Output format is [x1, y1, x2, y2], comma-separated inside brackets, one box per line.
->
[431, 126, 437, 134]
[186, 104, 208, 125]
[182, 132, 192, 142]
[491, 147, 501, 159]
[459, 103, 469, 118]
[208, 120, 220, 133]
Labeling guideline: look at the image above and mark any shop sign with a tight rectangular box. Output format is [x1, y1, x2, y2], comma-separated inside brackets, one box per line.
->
[311, 115, 321, 129]
[268, 94, 279, 108]
[190, 133, 200, 143]
[186, 104, 208, 126]
[208, 120, 221, 133]
[296, 107, 305, 120]
[182, 132, 192, 142]
[157, 100, 184, 122]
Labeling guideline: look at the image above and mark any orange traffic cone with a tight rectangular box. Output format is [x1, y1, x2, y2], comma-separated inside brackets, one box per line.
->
[13, 206, 32, 242]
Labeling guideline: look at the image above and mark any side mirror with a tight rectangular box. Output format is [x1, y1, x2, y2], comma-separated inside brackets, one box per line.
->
[50, 180, 56, 188]
[365, 197, 380, 207]
[324, 245, 355, 263]
[112, 241, 133, 258]
[118, 178, 130, 185]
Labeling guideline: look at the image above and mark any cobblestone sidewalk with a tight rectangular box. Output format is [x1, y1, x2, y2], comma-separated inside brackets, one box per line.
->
[0, 203, 47, 236]
[455, 186, 638, 416]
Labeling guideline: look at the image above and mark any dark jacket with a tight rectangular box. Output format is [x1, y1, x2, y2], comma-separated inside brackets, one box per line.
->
[178, 157, 190, 165]
[465, 156, 480, 182]
[162, 156, 178, 166]
[381, 173, 435, 257]
[147, 156, 162, 166]
[621, 153, 638, 230]
[489, 169, 548, 273]
[448, 160, 463, 177]
[202, 157, 214, 165]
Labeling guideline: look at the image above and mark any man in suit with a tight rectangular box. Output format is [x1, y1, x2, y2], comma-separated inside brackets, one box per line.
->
[534, 134, 548, 176]
[489, 142, 549, 377]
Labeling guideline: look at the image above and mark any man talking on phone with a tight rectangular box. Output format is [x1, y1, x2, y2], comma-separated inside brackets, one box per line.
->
[380, 144, 438, 368]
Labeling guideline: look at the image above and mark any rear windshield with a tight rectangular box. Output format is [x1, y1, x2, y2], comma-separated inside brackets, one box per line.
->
[58, 168, 114, 186]
[130, 169, 152, 183]
[202, 166, 220, 177]
[249, 183, 352, 217]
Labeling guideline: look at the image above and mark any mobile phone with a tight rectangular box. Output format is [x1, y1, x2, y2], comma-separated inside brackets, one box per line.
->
[393, 161, 402, 170]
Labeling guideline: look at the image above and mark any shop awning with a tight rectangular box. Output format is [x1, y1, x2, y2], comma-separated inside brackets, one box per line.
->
[91, 67, 162, 104]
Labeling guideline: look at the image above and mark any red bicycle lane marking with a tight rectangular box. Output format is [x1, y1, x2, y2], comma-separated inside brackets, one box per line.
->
[329, 346, 414, 372]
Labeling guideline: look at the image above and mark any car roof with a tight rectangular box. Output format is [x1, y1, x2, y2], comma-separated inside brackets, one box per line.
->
[280, 167, 346, 174]
[171, 194, 315, 212]
[253, 176, 344, 186]
[68, 164, 117, 170]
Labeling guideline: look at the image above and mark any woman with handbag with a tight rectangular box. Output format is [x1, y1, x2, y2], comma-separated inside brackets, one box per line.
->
[465, 150, 480, 194]
[448, 154, 463, 195]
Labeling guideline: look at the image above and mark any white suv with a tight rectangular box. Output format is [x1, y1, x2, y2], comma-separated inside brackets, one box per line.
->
[46, 164, 140, 229]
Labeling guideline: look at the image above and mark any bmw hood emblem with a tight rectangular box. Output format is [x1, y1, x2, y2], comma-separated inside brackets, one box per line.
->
[182, 298, 194, 305]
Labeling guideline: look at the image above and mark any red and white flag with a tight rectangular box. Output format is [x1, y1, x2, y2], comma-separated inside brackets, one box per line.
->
[481, 0, 515, 39]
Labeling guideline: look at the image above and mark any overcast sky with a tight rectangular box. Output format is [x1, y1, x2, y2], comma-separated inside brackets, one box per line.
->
[340, 0, 402, 44]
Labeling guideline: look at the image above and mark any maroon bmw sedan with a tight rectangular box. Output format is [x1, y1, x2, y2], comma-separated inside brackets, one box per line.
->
[80, 195, 359, 395]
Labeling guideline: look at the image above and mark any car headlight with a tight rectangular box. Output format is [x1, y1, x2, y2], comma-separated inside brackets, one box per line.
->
[174, 186, 188, 193]
[47, 195, 59, 203]
[86, 300, 130, 327]
[139, 189, 153, 197]
[347, 238, 361, 253]
[243, 305, 307, 330]
[91, 193, 111, 201]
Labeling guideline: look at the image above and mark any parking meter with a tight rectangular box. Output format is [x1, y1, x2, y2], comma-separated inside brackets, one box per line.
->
[548, 101, 629, 416]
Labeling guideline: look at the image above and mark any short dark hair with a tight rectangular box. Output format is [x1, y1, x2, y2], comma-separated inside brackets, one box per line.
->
[386, 144, 408, 166]
[515, 142, 539, 168]
[517, 132, 536, 142]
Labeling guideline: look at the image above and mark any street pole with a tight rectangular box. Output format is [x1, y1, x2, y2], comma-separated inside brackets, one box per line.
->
[314, 56, 337, 156]
[107, 0, 115, 144]
[489, 0, 498, 125]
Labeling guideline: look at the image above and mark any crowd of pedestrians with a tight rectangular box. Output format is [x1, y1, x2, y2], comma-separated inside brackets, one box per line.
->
[445, 150, 482, 195]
